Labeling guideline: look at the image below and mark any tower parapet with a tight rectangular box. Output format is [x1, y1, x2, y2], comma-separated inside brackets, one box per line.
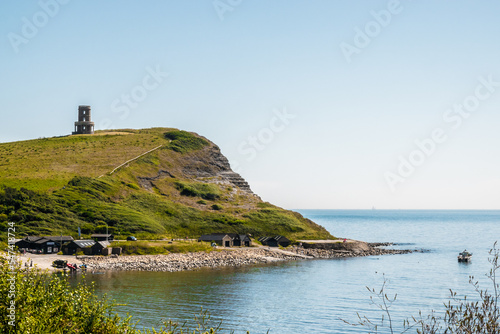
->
[72, 105, 95, 135]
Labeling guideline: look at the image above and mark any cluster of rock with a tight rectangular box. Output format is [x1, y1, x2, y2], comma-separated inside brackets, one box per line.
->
[79, 245, 412, 272]
[299, 247, 412, 259]
[79, 248, 301, 272]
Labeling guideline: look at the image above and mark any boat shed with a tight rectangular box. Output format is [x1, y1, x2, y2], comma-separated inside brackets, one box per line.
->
[91, 241, 111, 255]
[91, 234, 114, 242]
[259, 236, 277, 247]
[275, 236, 291, 247]
[227, 233, 242, 246]
[239, 234, 252, 247]
[199, 233, 252, 247]
[15, 236, 43, 251]
[15, 235, 74, 254]
[259, 236, 290, 248]
[199, 234, 234, 247]
[32, 238, 59, 254]
[63, 240, 96, 255]
[45, 236, 74, 245]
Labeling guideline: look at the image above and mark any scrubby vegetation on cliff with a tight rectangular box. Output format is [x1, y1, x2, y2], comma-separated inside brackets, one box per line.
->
[0, 128, 333, 241]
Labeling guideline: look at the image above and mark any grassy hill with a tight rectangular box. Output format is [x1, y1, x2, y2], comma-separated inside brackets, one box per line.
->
[0, 128, 333, 241]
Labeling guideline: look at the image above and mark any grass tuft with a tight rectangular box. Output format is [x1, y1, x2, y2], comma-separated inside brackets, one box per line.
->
[164, 130, 209, 153]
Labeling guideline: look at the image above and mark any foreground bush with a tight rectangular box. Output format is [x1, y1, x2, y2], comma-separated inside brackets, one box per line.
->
[0, 256, 226, 334]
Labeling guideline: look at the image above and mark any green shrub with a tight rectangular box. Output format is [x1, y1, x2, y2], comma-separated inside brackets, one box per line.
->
[95, 224, 115, 234]
[0, 256, 135, 333]
[211, 204, 223, 211]
[164, 131, 209, 154]
[0, 256, 225, 333]
[126, 183, 140, 190]
[80, 223, 95, 234]
[256, 202, 274, 209]
[175, 181, 221, 200]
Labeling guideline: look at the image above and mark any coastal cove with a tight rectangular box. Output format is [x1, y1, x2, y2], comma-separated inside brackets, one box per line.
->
[70, 210, 500, 333]
[78, 244, 411, 272]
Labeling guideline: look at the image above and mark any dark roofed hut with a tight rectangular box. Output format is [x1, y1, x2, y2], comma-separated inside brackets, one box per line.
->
[64, 240, 96, 255]
[199, 233, 252, 247]
[259, 236, 277, 247]
[91, 234, 114, 242]
[32, 238, 58, 254]
[259, 236, 290, 248]
[239, 234, 251, 247]
[42, 236, 75, 254]
[91, 241, 111, 255]
[274, 236, 291, 247]
[15, 235, 74, 254]
[227, 233, 241, 246]
[225, 234, 251, 247]
[199, 234, 234, 247]
[44, 236, 74, 242]
[15, 236, 43, 251]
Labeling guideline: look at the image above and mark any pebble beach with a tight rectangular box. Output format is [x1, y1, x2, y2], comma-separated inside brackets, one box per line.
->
[78, 245, 412, 272]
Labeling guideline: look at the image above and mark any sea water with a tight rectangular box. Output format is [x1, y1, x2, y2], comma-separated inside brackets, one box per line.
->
[72, 210, 500, 333]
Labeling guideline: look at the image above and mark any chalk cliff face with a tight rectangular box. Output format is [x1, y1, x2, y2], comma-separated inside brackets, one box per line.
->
[136, 144, 255, 198]
[0, 128, 332, 240]
[178, 145, 254, 194]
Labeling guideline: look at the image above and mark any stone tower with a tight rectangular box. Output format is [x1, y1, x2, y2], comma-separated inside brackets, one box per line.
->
[72, 105, 95, 135]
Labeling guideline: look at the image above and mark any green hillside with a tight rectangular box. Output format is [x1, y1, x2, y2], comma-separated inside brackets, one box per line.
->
[0, 128, 333, 241]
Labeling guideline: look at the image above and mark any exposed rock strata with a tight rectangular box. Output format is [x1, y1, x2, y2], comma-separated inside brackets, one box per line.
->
[181, 145, 254, 194]
[137, 145, 254, 194]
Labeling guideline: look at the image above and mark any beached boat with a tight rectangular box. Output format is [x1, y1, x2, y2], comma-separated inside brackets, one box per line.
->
[458, 250, 472, 262]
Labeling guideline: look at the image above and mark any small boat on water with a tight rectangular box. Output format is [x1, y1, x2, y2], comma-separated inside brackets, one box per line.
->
[458, 250, 472, 262]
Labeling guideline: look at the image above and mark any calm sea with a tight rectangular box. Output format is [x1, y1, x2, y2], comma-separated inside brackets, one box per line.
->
[72, 210, 500, 333]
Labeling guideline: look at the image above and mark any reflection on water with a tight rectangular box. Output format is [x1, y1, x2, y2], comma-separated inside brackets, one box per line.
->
[70, 210, 500, 333]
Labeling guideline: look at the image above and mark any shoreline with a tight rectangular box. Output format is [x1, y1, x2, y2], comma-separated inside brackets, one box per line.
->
[7, 253, 84, 272]
[8, 241, 415, 273]
[78, 243, 413, 272]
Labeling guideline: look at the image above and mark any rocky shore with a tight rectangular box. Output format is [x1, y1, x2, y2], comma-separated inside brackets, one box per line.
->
[300, 246, 411, 259]
[79, 244, 413, 272]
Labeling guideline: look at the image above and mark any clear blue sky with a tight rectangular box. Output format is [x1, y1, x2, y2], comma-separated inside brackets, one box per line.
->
[1, 0, 499, 209]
